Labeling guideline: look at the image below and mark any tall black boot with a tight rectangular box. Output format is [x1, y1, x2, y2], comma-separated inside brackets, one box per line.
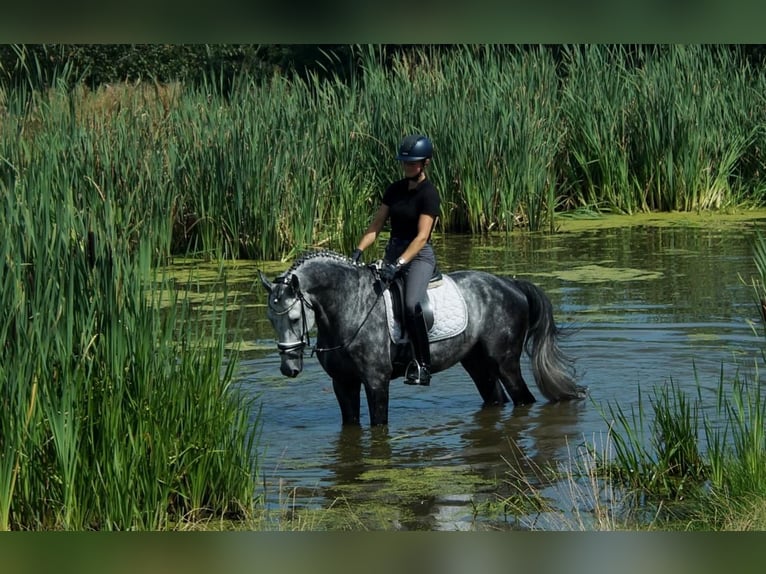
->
[404, 309, 431, 386]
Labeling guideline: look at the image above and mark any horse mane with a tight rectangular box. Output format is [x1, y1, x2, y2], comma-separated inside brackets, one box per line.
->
[286, 249, 357, 275]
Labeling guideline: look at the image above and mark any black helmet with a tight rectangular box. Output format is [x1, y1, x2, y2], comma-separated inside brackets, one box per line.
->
[396, 134, 433, 161]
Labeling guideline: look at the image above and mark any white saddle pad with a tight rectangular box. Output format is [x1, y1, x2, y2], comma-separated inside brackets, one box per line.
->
[383, 274, 468, 343]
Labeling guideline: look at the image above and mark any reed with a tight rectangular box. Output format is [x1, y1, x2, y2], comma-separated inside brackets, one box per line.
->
[503, 361, 766, 530]
[560, 45, 635, 213]
[0, 91, 259, 529]
[4, 46, 766, 262]
[571, 229, 766, 528]
[705, 376, 766, 498]
[706, 231, 766, 499]
[8, 46, 766, 530]
[627, 45, 756, 212]
[363, 45, 563, 233]
[601, 377, 706, 501]
[595, 365, 766, 526]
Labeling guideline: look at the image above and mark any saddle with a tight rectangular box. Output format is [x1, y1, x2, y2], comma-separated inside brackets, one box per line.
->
[381, 267, 468, 344]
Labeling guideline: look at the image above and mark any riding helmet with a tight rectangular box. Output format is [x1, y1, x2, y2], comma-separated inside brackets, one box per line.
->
[396, 134, 433, 161]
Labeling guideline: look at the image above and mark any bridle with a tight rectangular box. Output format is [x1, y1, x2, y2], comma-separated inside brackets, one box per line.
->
[268, 275, 314, 357]
[268, 268, 385, 358]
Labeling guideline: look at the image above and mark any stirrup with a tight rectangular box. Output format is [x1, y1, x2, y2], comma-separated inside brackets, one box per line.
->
[404, 361, 431, 386]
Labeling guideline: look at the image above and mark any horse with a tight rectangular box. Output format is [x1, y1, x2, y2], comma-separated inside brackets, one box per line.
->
[258, 250, 586, 427]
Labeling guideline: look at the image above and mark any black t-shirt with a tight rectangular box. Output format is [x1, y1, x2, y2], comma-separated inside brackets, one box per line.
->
[382, 178, 441, 241]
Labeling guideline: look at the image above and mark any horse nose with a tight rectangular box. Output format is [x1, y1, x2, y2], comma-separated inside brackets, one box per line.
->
[280, 362, 301, 378]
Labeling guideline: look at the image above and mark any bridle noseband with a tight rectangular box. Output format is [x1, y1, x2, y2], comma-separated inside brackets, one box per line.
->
[268, 274, 314, 356]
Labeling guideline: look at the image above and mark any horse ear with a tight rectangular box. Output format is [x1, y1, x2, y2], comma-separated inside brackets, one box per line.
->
[258, 270, 272, 293]
[290, 274, 300, 291]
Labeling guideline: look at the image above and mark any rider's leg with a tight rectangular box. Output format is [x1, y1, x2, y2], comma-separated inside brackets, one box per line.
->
[403, 248, 435, 386]
[405, 304, 431, 385]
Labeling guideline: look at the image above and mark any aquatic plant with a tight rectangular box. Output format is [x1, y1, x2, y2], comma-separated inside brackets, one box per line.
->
[0, 109, 260, 529]
[3, 45, 766, 263]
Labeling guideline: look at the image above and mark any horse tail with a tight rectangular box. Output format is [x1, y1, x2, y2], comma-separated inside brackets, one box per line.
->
[512, 279, 586, 402]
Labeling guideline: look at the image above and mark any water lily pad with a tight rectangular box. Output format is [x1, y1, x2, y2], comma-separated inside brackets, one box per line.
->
[686, 332, 722, 343]
[234, 340, 279, 352]
[159, 258, 287, 285]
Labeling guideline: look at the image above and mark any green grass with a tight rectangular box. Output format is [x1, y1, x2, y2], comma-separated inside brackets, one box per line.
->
[600, 376, 707, 502]
[614, 229, 765, 530]
[4, 46, 766, 263]
[0, 138, 260, 530]
[475, 368, 766, 531]
[480, 229, 766, 531]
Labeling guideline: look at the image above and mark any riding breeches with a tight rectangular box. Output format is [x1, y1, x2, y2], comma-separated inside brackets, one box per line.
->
[384, 239, 436, 317]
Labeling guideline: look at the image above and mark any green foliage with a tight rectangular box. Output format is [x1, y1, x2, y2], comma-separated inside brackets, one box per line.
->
[4, 45, 766, 261]
[560, 45, 635, 212]
[602, 378, 706, 501]
[705, 377, 766, 498]
[561, 45, 761, 213]
[0, 44, 353, 90]
[0, 111, 260, 529]
[601, 368, 766, 524]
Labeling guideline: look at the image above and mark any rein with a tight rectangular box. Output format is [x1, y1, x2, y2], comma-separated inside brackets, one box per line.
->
[312, 288, 383, 356]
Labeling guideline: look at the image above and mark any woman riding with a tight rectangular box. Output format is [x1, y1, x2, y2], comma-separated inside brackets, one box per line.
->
[350, 134, 441, 386]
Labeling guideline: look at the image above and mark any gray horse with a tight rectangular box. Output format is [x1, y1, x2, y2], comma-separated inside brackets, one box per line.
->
[259, 250, 586, 426]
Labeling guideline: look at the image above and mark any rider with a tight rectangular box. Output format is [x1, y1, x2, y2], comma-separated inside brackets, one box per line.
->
[350, 134, 441, 386]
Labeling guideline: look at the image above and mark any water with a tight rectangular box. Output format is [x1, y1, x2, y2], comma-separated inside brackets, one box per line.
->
[209, 218, 766, 529]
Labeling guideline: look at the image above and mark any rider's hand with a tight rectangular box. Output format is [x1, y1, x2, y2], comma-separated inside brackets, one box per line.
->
[350, 248, 363, 264]
[379, 261, 400, 282]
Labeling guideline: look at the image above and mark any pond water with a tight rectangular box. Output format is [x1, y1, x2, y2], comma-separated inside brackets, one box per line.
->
[185, 214, 766, 530]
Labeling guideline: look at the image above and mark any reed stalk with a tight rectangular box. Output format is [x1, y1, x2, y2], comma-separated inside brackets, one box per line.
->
[5, 46, 766, 262]
[0, 91, 259, 528]
[560, 45, 636, 213]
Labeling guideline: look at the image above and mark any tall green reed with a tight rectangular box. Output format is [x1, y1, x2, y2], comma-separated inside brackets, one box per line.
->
[0, 85, 259, 530]
[602, 377, 706, 501]
[560, 45, 636, 213]
[358, 45, 562, 233]
[628, 45, 756, 211]
[752, 230, 766, 336]
[602, 368, 766, 513]
[5, 45, 766, 264]
[591, 229, 766, 527]
[704, 230, 766, 497]
[705, 376, 766, 498]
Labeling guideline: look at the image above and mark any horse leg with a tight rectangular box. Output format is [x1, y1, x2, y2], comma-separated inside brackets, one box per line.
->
[460, 347, 508, 406]
[498, 348, 536, 406]
[332, 378, 361, 426]
[362, 379, 390, 426]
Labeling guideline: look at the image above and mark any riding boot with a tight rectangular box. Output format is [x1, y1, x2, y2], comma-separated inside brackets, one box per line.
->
[404, 310, 431, 386]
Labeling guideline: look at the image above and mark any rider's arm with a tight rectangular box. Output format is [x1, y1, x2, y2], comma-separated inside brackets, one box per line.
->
[355, 204, 389, 252]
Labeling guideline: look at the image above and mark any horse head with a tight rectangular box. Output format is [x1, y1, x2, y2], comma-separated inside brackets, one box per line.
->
[258, 269, 316, 378]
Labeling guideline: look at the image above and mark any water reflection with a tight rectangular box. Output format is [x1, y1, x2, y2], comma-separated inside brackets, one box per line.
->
[218, 220, 766, 528]
[324, 426, 392, 486]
